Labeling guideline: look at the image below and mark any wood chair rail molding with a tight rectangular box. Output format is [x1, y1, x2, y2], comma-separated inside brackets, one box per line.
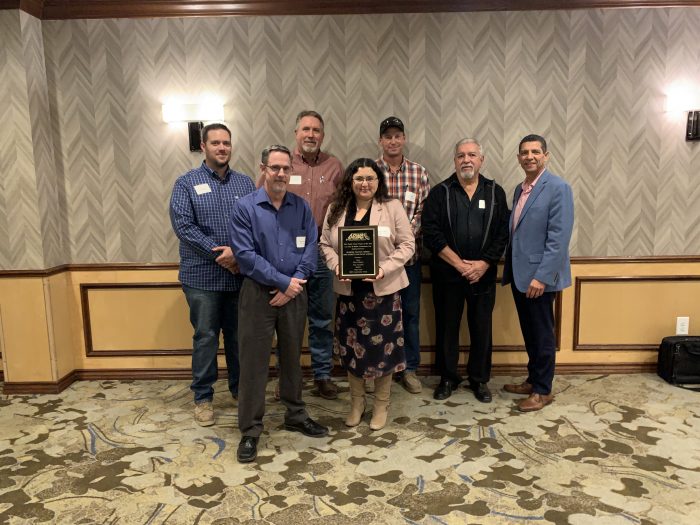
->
[0, 256, 699, 278]
[2, 1, 700, 20]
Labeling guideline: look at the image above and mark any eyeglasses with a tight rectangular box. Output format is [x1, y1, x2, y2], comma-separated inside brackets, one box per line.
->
[352, 176, 378, 183]
[265, 165, 293, 174]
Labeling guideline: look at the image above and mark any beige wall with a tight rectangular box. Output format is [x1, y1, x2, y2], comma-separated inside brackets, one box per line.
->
[1, 8, 699, 270]
[1, 259, 698, 390]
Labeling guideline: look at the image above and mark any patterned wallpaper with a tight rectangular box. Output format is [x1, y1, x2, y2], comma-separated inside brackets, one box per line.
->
[1, 8, 699, 269]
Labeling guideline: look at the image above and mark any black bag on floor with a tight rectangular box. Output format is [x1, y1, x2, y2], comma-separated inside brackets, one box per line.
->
[657, 336, 700, 387]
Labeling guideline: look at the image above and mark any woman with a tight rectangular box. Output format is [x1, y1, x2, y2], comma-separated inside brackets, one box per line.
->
[319, 158, 415, 430]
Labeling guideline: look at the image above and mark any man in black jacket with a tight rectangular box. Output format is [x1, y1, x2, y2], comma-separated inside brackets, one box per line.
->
[422, 138, 509, 402]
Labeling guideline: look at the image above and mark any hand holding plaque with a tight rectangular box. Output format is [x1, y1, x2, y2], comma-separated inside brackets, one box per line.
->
[338, 225, 379, 279]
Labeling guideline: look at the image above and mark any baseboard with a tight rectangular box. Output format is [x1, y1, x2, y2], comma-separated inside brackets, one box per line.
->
[1, 362, 658, 395]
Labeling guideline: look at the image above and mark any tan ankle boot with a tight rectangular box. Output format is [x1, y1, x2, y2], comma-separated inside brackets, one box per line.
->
[346, 373, 366, 427]
[370, 374, 392, 430]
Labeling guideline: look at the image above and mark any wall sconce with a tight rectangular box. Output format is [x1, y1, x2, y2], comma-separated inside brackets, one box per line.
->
[687, 111, 700, 141]
[162, 102, 225, 151]
[665, 82, 700, 140]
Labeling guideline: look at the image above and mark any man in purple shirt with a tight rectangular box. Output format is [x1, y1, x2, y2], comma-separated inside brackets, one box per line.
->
[230, 145, 329, 463]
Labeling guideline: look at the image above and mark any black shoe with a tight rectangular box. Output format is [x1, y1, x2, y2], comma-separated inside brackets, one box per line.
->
[433, 380, 457, 400]
[237, 436, 258, 463]
[469, 382, 492, 403]
[284, 417, 329, 438]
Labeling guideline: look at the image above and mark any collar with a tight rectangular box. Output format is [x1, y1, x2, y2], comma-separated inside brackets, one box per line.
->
[293, 148, 322, 166]
[201, 161, 230, 181]
[522, 169, 545, 192]
[379, 155, 405, 174]
[254, 186, 291, 207]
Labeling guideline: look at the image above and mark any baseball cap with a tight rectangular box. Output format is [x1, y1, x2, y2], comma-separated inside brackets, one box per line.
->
[379, 116, 404, 135]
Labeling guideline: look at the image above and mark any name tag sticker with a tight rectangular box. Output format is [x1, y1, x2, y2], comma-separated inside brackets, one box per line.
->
[378, 226, 391, 237]
[405, 191, 416, 202]
[479, 199, 486, 209]
[296, 236, 306, 248]
[194, 183, 211, 195]
[289, 175, 302, 185]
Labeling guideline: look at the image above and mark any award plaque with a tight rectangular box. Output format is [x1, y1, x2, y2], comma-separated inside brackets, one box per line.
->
[338, 225, 379, 279]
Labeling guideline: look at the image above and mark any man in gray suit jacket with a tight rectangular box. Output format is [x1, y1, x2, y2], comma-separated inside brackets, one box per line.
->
[502, 134, 574, 412]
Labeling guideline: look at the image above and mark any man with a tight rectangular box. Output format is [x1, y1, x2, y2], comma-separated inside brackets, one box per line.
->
[375, 116, 431, 394]
[231, 145, 329, 463]
[502, 134, 574, 412]
[422, 139, 509, 402]
[257, 110, 344, 400]
[169, 123, 255, 427]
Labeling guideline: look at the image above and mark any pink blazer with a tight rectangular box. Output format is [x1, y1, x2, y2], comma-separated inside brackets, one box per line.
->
[319, 198, 415, 297]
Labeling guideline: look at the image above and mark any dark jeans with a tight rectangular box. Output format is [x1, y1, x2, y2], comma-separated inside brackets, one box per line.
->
[306, 252, 335, 379]
[400, 261, 422, 372]
[182, 284, 240, 404]
[432, 279, 496, 385]
[511, 283, 556, 395]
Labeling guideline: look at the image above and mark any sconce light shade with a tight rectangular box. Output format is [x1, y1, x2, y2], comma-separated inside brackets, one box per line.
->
[688, 111, 700, 141]
[162, 103, 225, 123]
[162, 101, 225, 152]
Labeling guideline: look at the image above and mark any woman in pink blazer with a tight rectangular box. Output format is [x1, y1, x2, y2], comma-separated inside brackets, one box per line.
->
[319, 158, 415, 431]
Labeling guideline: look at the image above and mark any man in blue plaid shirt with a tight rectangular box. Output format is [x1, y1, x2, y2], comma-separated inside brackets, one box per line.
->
[169, 123, 255, 427]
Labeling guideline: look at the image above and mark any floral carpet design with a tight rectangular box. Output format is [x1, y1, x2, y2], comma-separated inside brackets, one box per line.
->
[1, 374, 699, 524]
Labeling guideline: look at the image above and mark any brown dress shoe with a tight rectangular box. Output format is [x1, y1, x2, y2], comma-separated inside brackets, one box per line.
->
[503, 381, 533, 395]
[313, 379, 338, 400]
[517, 393, 554, 412]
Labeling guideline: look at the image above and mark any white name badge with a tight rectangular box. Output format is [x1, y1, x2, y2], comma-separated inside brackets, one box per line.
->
[194, 183, 211, 195]
[289, 175, 302, 185]
[296, 236, 306, 248]
[405, 191, 416, 202]
[479, 199, 486, 209]
[378, 226, 391, 237]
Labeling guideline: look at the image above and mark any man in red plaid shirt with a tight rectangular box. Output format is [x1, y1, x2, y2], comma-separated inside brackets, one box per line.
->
[375, 116, 431, 394]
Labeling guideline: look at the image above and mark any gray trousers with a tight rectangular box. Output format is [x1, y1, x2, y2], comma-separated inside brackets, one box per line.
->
[237, 278, 309, 437]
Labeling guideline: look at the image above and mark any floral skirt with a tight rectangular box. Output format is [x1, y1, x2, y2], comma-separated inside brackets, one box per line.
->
[333, 289, 406, 379]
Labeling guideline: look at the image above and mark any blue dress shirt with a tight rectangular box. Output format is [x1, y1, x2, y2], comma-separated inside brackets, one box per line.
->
[170, 162, 255, 291]
[229, 187, 318, 292]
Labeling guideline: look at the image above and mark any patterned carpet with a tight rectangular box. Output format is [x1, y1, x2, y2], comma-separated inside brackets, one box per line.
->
[1, 374, 699, 524]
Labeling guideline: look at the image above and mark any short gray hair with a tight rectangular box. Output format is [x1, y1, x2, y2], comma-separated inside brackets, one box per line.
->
[454, 138, 483, 156]
[295, 110, 324, 129]
[261, 144, 292, 165]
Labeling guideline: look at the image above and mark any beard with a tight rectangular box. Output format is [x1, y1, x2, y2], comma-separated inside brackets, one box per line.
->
[301, 142, 319, 154]
[458, 168, 476, 180]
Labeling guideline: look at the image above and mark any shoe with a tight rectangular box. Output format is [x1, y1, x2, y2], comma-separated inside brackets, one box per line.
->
[364, 378, 375, 393]
[369, 375, 392, 431]
[401, 371, 422, 394]
[284, 417, 329, 437]
[193, 401, 215, 427]
[312, 379, 338, 400]
[433, 380, 457, 400]
[274, 380, 280, 401]
[237, 436, 258, 463]
[469, 382, 492, 403]
[503, 381, 533, 395]
[518, 393, 554, 412]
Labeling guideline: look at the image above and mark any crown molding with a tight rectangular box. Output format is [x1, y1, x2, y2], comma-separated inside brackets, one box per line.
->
[2, 1, 700, 21]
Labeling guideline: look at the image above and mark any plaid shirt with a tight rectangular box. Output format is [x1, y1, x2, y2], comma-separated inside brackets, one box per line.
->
[375, 156, 431, 264]
[170, 162, 255, 291]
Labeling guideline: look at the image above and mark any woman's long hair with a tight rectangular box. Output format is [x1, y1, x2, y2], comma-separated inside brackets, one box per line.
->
[326, 158, 390, 227]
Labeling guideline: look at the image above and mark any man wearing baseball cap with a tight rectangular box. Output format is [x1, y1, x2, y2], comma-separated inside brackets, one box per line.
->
[375, 116, 431, 394]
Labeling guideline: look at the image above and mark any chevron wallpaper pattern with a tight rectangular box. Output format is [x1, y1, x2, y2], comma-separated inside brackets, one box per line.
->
[0, 8, 699, 269]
